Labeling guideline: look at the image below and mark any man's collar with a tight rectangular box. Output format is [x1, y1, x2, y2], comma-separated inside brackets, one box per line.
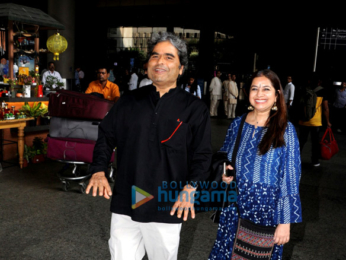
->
[151, 84, 179, 97]
[98, 80, 109, 88]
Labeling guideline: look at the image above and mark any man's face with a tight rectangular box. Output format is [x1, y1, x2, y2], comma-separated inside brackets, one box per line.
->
[147, 41, 184, 86]
[97, 69, 108, 82]
[287, 76, 292, 83]
[216, 71, 221, 78]
[49, 63, 55, 71]
[232, 75, 236, 81]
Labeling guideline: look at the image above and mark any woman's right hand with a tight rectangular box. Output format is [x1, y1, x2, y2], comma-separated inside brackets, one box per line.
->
[222, 164, 234, 184]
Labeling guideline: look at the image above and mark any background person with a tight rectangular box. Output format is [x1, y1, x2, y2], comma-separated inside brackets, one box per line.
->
[298, 78, 331, 167]
[138, 62, 153, 88]
[42, 62, 62, 89]
[85, 66, 120, 102]
[209, 69, 302, 260]
[283, 75, 295, 109]
[332, 81, 346, 133]
[128, 68, 138, 91]
[227, 73, 238, 119]
[74, 67, 84, 91]
[181, 75, 201, 99]
[209, 71, 222, 117]
[222, 74, 231, 117]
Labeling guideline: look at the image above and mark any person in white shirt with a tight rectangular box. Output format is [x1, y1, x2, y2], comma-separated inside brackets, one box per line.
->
[209, 71, 222, 117]
[42, 62, 62, 89]
[139, 63, 153, 88]
[283, 76, 295, 109]
[227, 74, 238, 119]
[181, 76, 201, 99]
[222, 74, 231, 117]
[128, 69, 139, 91]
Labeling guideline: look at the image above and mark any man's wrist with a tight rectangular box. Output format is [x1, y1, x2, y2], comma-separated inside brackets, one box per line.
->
[186, 181, 198, 190]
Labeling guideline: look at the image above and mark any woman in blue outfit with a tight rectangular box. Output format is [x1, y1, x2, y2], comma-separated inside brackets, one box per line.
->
[209, 70, 302, 260]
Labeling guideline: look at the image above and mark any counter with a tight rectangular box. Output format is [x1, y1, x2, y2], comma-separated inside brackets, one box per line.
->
[1, 96, 50, 163]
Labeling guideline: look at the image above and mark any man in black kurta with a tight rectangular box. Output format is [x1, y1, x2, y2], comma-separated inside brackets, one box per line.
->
[86, 32, 212, 260]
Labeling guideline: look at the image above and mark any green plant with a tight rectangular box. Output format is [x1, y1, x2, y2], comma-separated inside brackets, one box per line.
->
[19, 102, 48, 118]
[23, 144, 35, 161]
[7, 78, 16, 86]
[44, 75, 64, 89]
[33, 137, 44, 153]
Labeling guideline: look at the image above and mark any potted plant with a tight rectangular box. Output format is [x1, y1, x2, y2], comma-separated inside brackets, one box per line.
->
[44, 75, 64, 92]
[32, 137, 45, 163]
[23, 144, 35, 167]
[7, 78, 16, 98]
[19, 102, 48, 126]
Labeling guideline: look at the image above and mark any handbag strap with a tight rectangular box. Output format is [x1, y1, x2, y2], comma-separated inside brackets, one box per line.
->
[231, 113, 247, 169]
[220, 114, 247, 210]
[231, 114, 246, 216]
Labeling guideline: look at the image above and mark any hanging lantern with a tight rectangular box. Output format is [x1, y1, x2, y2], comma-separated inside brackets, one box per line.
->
[46, 33, 68, 61]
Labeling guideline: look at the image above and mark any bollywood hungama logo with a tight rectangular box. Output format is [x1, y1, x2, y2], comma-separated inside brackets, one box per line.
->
[131, 185, 154, 209]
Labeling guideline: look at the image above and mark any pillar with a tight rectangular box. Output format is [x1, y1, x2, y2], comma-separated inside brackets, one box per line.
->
[48, 0, 75, 89]
[198, 25, 215, 79]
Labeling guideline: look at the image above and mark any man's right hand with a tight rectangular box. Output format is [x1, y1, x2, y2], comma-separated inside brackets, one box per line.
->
[86, 172, 112, 199]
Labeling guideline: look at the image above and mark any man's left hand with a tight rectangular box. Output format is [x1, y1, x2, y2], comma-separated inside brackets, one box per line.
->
[170, 185, 196, 221]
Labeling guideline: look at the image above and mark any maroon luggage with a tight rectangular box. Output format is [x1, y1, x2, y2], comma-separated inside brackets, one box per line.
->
[48, 89, 114, 120]
[47, 136, 114, 163]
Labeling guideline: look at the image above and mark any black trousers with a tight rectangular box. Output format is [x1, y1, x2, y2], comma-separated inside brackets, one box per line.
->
[331, 107, 346, 131]
[299, 125, 320, 163]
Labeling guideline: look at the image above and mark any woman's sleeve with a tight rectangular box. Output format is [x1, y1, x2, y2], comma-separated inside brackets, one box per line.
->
[276, 123, 303, 224]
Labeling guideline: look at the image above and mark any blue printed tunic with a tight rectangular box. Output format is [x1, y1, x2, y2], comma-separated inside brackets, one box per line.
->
[209, 115, 302, 260]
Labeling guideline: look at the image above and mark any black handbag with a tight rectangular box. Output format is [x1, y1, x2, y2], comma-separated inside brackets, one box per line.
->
[209, 114, 246, 223]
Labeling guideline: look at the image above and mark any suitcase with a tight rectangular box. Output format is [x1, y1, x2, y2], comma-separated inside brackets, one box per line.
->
[48, 89, 114, 120]
[47, 136, 114, 163]
[49, 117, 100, 141]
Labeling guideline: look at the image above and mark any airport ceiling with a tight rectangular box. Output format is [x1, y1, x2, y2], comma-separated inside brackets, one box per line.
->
[94, 1, 346, 36]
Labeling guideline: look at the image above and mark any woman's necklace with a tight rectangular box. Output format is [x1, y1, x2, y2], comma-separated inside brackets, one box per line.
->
[252, 113, 269, 138]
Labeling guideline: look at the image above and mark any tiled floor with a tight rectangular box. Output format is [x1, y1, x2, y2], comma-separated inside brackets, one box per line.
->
[0, 118, 345, 260]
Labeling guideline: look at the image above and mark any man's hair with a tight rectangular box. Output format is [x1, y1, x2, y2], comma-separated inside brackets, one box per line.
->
[148, 32, 188, 69]
[48, 62, 54, 67]
[97, 66, 109, 73]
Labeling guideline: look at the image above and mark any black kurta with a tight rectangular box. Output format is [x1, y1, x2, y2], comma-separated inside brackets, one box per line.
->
[90, 85, 212, 223]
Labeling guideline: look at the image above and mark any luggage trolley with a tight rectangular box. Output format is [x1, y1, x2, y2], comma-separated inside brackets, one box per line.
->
[56, 160, 115, 194]
[46, 89, 116, 194]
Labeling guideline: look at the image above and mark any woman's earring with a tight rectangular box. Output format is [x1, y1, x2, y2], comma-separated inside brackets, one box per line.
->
[272, 102, 278, 111]
[248, 105, 254, 111]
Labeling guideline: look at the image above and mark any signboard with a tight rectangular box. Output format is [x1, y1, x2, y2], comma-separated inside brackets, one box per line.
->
[320, 28, 346, 50]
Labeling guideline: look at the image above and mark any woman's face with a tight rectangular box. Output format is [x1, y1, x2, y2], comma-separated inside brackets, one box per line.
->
[188, 78, 195, 85]
[249, 76, 277, 113]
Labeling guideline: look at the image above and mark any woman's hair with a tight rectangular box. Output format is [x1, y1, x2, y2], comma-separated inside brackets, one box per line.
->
[252, 69, 287, 154]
